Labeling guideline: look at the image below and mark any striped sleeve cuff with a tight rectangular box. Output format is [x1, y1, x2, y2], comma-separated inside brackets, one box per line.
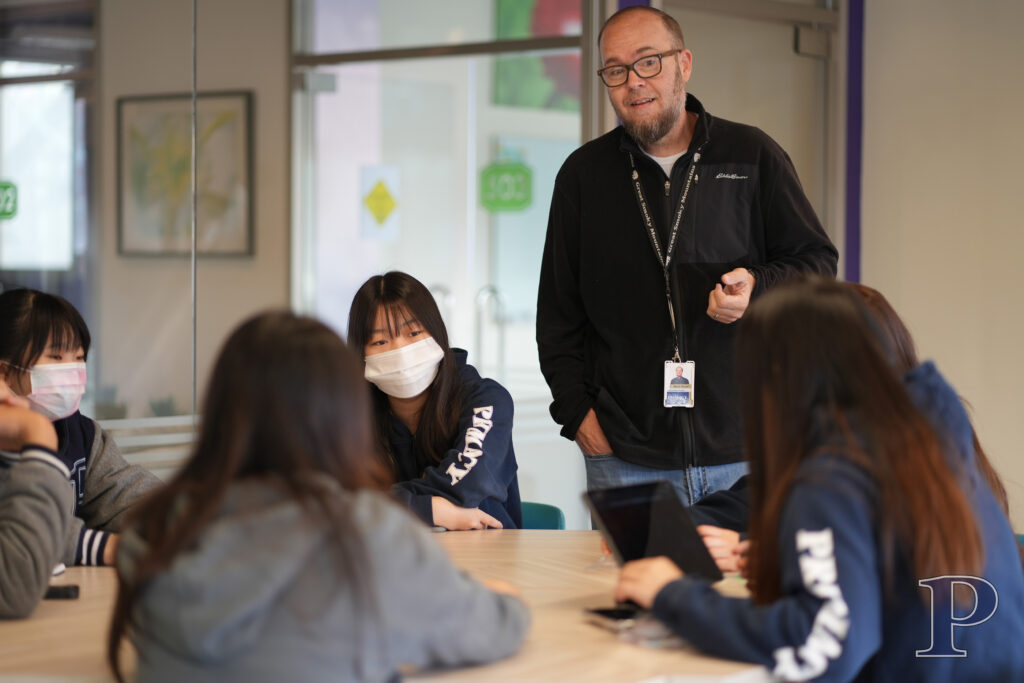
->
[75, 527, 112, 566]
[20, 445, 71, 479]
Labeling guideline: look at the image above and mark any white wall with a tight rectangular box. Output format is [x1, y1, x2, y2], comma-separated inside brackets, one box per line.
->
[862, 0, 1024, 531]
[98, 0, 289, 416]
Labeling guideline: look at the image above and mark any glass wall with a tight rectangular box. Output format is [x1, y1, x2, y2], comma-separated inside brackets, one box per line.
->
[0, 1, 195, 475]
[0, 2, 92, 338]
[0, 0, 292, 477]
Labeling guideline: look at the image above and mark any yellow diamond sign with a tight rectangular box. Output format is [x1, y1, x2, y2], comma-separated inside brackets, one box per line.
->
[363, 180, 396, 226]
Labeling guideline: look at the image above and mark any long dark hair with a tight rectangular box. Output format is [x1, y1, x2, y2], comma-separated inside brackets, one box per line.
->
[850, 283, 1010, 516]
[738, 278, 984, 604]
[108, 312, 390, 681]
[347, 271, 464, 472]
[0, 288, 91, 381]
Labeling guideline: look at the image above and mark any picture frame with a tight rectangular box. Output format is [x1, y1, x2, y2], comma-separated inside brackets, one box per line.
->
[117, 91, 253, 256]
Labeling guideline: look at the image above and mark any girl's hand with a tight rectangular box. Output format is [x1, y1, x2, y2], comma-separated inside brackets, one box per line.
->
[0, 402, 57, 451]
[431, 496, 503, 530]
[697, 525, 742, 573]
[482, 578, 521, 597]
[103, 533, 120, 566]
[614, 557, 683, 609]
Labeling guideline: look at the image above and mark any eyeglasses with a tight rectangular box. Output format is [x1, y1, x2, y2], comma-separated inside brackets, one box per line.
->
[597, 49, 681, 87]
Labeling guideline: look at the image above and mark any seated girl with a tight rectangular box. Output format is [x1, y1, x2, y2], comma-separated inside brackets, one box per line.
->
[0, 289, 161, 567]
[690, 282, 1016, 573]
[108, 311, 529, 682]
[0, 379, 72, 618]
[615, 277, 1024, 681]
[348, 271, 522, 530]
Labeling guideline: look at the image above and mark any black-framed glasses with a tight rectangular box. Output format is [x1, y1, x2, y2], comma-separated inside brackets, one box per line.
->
[597, 49, 681, 87]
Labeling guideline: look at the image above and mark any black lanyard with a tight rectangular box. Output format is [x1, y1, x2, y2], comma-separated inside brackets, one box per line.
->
[627, 150, 701, 362]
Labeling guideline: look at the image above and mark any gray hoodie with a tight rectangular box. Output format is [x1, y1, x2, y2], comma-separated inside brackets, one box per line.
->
[118, 478, 530, 682]
[0, 446, 73, 619]
[55, 413, 163, 566]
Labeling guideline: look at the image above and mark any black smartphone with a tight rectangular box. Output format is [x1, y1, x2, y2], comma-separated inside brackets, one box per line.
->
[588, 607, 640, 620]
[44, 584, 79, 600]
[584, 605, 643, 632]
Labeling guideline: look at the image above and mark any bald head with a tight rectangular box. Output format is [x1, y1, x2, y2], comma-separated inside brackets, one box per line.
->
[598, 6, 685, 52]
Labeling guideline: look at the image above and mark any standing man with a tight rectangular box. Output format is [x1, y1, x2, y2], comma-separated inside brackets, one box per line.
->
[536, 6, 837, 504]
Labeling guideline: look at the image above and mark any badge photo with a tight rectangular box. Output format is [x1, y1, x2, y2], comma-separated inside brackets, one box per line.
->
[663, 361, 695, 408]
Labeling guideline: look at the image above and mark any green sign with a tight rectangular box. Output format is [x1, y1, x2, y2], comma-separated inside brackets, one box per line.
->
[480, 162, 531, 212]
[0, 181, 16, 219]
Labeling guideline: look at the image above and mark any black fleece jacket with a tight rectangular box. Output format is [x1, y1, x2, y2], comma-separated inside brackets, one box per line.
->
[536, 94, 838, 469]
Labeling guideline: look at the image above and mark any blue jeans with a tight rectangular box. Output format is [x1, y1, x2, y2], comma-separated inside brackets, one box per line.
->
[583, 452, 748, 507]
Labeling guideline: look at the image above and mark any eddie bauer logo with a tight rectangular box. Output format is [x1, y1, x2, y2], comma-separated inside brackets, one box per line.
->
[915, 575, 999, 657]
[715, 172, 748, 180]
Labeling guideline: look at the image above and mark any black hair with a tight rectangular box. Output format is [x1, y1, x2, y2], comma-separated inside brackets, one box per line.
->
[0, 288, 91, 371]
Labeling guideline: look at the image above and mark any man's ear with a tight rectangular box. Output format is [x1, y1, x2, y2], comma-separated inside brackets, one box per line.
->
[678, 49, 693, 82]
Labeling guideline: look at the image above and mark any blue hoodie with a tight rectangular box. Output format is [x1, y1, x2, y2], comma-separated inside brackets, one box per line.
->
[651, 362, 1024, 681]
[388, 350, 522, 529]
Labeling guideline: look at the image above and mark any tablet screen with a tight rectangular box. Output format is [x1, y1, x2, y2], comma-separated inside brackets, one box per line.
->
[583, 481, 723, 582]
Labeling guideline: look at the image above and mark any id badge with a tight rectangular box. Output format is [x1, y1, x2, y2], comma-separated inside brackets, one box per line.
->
[663, 361, 695, 408]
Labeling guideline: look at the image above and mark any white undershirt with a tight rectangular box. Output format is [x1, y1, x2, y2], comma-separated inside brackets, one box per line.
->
[644, 149, 686, 178]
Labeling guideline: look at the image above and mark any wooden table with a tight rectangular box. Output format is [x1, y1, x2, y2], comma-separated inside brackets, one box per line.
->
[0, 530, 768, 682]
[0, 567, 126, 681]
[414, 530, 769, 683]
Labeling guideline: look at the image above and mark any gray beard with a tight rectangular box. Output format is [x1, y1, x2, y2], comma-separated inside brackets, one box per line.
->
[623, 110, 678, 149]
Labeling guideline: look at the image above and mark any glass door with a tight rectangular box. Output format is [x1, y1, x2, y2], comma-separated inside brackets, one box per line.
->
[292, 0, 591, 528]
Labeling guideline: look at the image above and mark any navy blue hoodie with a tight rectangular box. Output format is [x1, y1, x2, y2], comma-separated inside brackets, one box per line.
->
[651, 362, 1024, 681]
[388, 350, 522, 529]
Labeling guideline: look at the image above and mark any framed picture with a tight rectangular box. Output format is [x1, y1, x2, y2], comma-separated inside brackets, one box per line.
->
[117, 91, 253, 256]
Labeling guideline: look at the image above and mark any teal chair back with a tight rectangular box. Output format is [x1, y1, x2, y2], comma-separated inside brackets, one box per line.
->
[521, 502, 566, 530]
[1017, 533, 1024, 549]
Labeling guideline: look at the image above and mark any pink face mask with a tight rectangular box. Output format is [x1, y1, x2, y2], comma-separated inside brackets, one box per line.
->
[21, 362, 87, 420]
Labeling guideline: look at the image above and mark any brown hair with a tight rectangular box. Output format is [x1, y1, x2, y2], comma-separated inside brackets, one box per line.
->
[347, 271, 464, 472]
[598, 6, 686, 51]
[738, 278, 984, 604]
[108, 311, 389, 681]
[849, 283, 1010, 516]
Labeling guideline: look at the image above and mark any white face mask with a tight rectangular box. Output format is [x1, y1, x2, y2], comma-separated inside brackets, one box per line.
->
[6, 361, 88, 420]
[364, 337, 444, 399]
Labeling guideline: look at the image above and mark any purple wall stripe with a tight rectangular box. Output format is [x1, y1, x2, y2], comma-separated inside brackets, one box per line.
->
[845, 0, 864, 282]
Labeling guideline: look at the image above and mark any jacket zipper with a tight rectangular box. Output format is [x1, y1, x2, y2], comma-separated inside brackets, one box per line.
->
[672, 140, 707, 473]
